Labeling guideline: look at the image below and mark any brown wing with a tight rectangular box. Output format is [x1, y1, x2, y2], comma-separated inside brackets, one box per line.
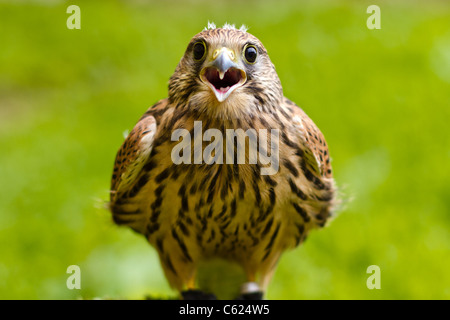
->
[110, 99, 168, 201]
[285, 98, 333, 179]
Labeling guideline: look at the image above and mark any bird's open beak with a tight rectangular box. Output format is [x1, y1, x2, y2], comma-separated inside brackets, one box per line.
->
[200, 47, 247, 102]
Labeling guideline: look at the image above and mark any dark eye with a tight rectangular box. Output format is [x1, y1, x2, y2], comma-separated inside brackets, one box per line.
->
[244, 45, 258, 64]
[193, 41, 206, 61]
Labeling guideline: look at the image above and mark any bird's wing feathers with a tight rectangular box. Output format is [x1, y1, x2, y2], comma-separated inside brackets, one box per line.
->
[287, 99, 333, 179]
[110, 100, 167, 199]
[110, 115, 156, 197]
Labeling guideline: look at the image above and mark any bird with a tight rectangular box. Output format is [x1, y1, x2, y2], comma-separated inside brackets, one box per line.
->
[109, 22, 336, 300]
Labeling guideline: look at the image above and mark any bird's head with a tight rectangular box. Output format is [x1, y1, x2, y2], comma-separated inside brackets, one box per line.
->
[168, 23, 283, 118]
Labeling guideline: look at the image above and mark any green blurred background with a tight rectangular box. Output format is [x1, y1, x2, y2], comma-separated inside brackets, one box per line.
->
[0, 0, 449, 299]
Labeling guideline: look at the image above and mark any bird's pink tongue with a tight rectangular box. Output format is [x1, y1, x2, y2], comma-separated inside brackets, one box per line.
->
[204, 67, 242, 92]
[201, 66, 247, 102]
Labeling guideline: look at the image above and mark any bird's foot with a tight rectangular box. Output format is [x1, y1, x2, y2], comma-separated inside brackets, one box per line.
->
[235, 282, 264, 300]
[236, 291, 264, 300]
[181, 289, 217, 300]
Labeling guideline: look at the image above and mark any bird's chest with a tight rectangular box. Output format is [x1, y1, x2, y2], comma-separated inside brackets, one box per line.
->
[148, 156, 277, 257]
[143, 116, 310, 259]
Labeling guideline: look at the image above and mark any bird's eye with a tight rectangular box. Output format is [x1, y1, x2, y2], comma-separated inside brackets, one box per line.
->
[193, 41, 206, 61]
[244, 44, 258, 64]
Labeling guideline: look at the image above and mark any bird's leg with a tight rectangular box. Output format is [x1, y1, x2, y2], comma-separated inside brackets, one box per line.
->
[236, 282, 264, 300]
[180, 274, 217, 300]
[181, 289, 217, 300]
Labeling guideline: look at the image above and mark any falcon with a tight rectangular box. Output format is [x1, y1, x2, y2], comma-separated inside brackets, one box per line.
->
[109, 23, 336, 300]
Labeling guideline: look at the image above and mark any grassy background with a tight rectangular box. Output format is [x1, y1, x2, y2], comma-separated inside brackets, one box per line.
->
[0, 0, 449, 299]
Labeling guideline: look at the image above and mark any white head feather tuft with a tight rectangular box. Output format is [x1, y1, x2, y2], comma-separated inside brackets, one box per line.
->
[239, 24, 249, 32]
[203, 21, 248, 32]
[222, 22, 236, 30]
[203, 21, 217, 31]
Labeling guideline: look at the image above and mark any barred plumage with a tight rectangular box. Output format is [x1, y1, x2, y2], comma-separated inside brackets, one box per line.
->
[109, 25, 336, 299]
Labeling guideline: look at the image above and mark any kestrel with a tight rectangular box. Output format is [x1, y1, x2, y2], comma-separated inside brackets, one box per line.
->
[109, 23, 336, 300]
